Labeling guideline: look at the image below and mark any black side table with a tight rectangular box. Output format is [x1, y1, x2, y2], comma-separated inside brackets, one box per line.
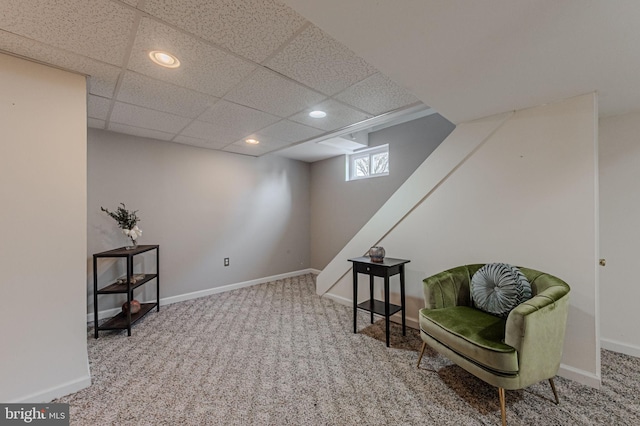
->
[348, 256, 410, 347]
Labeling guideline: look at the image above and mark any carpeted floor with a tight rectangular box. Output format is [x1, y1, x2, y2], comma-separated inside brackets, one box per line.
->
[57, 274, 640, 425]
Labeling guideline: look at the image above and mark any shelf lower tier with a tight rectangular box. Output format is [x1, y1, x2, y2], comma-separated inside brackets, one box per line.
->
[97, 302, 157, 332]
[97, 274, 158, 294]
[357, 299, 402, 317]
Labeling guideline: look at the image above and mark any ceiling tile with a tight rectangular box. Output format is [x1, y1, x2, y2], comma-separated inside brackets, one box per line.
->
[0, 0, 136, 66]
[88, 96, 112, 120]
[88, 118, 106, 129]
[117, 71, 218, 118]
[254, 120, 323, 143]
[228, 132, 294, 158]
[289, 99, 372, 131]
[110, 102, 192, 133]
[173, 135, 228, 150]
[86, 74, 119, 99]
[197, 100, 281, 140]
[0, 29, 120, 98]
[107, 122, 175, 141]
[141, 0, 307, 63]
[265, 25, 377, 96]
[178, 120, 237, 145]
[224, 68, 326, 117]
[334, 73, 421, 115]
[223, 143, 271, 157]
[127, 17, 256, 97]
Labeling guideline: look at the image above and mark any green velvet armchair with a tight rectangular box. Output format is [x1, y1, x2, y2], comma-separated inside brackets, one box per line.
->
[416, 265, 570, 426]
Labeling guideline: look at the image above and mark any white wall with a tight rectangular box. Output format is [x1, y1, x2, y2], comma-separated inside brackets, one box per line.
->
[0, 53, 90, 402]
[326, 94, 600, 387]
[310, 113, 454, 269]
[88, 129, 311, 316]
[599, 111, 640, 357]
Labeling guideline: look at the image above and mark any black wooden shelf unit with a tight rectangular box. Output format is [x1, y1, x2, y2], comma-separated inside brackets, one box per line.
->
[93, 245, 159, 338]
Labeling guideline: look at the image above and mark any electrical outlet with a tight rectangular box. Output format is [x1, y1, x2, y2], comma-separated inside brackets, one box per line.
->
[224, 257, 229, 266]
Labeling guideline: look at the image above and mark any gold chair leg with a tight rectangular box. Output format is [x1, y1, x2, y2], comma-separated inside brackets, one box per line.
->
[498, 387, 507, 426]
[549, 378, 560, 404]
[417, 342, 427, 368]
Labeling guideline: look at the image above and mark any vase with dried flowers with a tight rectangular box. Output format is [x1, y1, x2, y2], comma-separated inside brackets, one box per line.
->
[101, 203, 143, 249]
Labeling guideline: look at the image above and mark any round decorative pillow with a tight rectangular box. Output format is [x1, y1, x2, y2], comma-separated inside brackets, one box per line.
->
[471, 263, 532, 318]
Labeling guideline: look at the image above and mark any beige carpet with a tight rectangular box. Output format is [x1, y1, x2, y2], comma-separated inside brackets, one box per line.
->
[57, 274, 640, 425]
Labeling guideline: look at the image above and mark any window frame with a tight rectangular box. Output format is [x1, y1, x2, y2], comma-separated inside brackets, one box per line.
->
[346, 144, 389, 181]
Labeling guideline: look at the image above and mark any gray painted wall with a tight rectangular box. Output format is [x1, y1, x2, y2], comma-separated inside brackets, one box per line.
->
[309, 113, 455, 269]
[88, 129, 310, 314]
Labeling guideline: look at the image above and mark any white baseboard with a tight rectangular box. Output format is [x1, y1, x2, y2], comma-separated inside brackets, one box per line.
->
[391, 313, 419, 330]
[9, 374, 91, 403]
[321, 292, 351, 306]
[91, 307, 122, 322]
[88, 268, 318, 323]
[558, 364, 601, 389]
[601, 338, 640, 358]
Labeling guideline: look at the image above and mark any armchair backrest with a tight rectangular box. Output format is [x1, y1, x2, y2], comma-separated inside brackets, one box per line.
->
[423, 264, 570, 310]
[422, 264, 482, 309]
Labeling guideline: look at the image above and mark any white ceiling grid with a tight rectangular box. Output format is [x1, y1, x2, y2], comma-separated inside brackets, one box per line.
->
[0, 0, 424, 156]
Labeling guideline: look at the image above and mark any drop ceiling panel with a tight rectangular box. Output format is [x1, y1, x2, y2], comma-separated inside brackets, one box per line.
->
[86, 74, 119, 99]
[222, 143, 270, 157]
[197, 100, 281, 140]
[289, 99, 372, 131]
[178, 120, 237, 145]
[0, 29, 120, 98]
[224, 67, 326, 117]
[88, 118, 106, 129]
[335, 73, 420, 115]
[117, 71, 218, 118]
[265, 25, 377, 96]
[108, 122, 175, 141]
[254, 120, 323, 143]
[141, 0, 307, 63]
[0, 1, 430, 161]
[88, 95, 112, 121]
[231, 128, 301, 153]
[276, 140, 348, 163]
[127, 18, 256, 97]
[110, 102, 192, 134]
[174, 135, 228, 149]
[0, 0, 136, 66]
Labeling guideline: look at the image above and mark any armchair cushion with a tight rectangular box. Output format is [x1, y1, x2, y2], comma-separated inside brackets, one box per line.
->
[471, 263, 532, 318]
[420, 306, 518, 373]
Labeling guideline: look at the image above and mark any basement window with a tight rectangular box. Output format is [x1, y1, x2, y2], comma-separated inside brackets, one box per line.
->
[347, 145, 389, 181]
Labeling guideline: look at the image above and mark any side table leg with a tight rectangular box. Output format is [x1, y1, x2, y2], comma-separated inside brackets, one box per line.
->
[369, 274, 374, 324]
[353, 266, 358, 334]
[385, 275, 390, 347]
[400, 265, 406, 336]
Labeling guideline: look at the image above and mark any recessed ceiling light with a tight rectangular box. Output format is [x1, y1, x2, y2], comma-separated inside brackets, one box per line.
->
[148, 51, 180, 68]
[245, 139, 260, 145]
[309, 110, 327, 118]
